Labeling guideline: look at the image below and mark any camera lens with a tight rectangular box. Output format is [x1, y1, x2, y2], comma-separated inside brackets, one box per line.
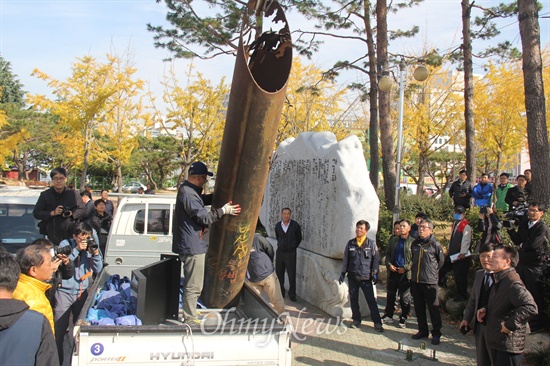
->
[53, 245, 72, 256]
[87, 239, 99, 250]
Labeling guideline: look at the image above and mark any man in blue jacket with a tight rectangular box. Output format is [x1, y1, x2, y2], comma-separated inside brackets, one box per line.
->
[339, 220, 383, 332]
[472, 173, 493, 208]
[172, 161, 241, 326]
[54, 222, 103, 364]
[247, 233, 285, 314]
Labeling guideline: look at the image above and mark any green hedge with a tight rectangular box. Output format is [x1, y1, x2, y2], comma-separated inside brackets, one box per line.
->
[376, 190, 454, 252]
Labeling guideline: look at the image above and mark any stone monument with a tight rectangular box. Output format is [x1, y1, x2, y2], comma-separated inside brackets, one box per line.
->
[259, 132, 380, 318]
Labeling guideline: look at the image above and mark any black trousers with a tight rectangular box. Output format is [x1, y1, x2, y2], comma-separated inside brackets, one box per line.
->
[411, 282, 442, 336]
[439, 256, 470, 300]
[516, 263, 545, 330]
[276, 249, 297, 299]
[348, 276, 382, 324]
[384, 271, 411, 318]
[491, 349, 522, 366]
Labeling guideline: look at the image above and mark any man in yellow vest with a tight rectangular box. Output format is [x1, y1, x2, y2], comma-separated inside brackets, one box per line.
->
[13, 244, 56, 333]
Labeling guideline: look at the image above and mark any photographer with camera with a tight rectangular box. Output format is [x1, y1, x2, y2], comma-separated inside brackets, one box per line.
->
[31, 238, 74, 308]
[505, 175, 531, 213]
[476, 205, 502, 253]
[33, 167, 87, 245]
[506, 202, 549, 333]
[53, 222, 103, 364]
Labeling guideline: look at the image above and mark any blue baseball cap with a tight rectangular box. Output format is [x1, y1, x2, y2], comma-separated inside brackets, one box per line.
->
[189, 162, 214, 176]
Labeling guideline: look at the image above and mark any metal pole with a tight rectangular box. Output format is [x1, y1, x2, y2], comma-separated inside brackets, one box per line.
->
[393, 60, 406, 224]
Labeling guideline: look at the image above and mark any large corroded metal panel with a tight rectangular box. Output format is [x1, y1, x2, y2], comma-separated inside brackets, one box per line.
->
[203, 1, 292, 308]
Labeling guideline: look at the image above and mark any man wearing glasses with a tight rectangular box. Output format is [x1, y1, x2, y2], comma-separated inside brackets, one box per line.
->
[507, 202, 549, 333]
[33, 167, 87, 245]
[410, 219, 445, 345]
[172, 161, 241, 326]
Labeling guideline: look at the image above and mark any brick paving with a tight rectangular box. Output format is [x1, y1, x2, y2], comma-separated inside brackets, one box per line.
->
[285, 287, 549, 365]
[285, 287, 476, 366]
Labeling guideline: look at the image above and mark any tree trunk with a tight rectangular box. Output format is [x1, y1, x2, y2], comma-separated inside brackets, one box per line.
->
[417, 152, 426, 196]
[462, 0, 477, 183]
[518, 0, 550, 205]
[377, 0, 396, 209]
[116, 164, 123, 193]
[365, 1, 379, 189]
[13, 149, 26, 180]
[80, 126, 91, 191]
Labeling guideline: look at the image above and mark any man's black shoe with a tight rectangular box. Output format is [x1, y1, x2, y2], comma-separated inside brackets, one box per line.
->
[349, 320, 361, 329]
[289, 296, 297, 302]
[411, 331, 428, 339]
[431, 335, 441, 345]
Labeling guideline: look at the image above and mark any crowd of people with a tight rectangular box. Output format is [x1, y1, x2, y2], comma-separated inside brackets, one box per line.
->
[1, 163, 548, 365]
[346, 168, 546, 366]
[0, 168, 111, 364]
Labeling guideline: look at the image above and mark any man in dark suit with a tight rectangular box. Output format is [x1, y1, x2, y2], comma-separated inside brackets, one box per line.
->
[460, 243, 495, 366]
[507, 202, 549, 332]
[275, 207, 302, 302]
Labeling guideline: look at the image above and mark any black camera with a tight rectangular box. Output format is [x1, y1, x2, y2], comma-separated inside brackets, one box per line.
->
[62, 206, 71, 216]
[87, 238, 99, 251]
[503, 202, 529, 228]
[480, 206, 488, 214]
[53, 245, 72, 256]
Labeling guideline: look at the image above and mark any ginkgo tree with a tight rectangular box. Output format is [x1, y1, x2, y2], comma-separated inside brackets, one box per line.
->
[277, 57, 349, 146]
[94, 55, 152, 192]
[474, 61, 526, 176]
[157, 62, 230, 183]
[400, 66, 464, 194]
[28, 53, 149, 189]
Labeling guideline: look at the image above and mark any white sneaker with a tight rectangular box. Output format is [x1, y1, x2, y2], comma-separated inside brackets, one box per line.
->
[398, 317, 406, 328]
[381, 314, 394, 324]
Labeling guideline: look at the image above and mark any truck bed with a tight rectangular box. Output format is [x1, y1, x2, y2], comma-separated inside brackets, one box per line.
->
[72, 258, 291, 365]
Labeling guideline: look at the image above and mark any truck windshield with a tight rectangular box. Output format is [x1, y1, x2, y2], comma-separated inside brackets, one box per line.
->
[135, 208, 171, 235]
[0, 203, 40, 253]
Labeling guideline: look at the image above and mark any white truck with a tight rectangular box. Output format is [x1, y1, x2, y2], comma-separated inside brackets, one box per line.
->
[71, 194, 292, 366]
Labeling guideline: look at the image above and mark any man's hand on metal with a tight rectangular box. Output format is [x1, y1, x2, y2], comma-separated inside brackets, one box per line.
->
[222, 201, 241, 216]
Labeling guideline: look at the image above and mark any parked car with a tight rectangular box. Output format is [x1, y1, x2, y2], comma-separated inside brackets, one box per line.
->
[0, 187, 43, 253]
[121, 181, 147, 193]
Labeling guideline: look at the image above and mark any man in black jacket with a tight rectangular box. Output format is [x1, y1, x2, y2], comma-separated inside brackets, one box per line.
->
[477, 246, 537, 365]
[339, 220, 383, 332]
[0, 251, 59, 366]
[507, 202, 549, 332]
[449, 170, 473, 209]
[410, 219, 445, 345]
[33, 167, 87, 245]
[172, 161, 241, 325]
[275, 207, 302, 302]
[247, 233, 285, 314]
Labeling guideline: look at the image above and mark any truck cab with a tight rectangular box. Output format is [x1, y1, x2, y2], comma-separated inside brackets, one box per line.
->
[105, 194, 176, 276]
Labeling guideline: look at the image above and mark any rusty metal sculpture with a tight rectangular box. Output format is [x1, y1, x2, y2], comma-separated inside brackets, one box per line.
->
[202, 0, 292, 308]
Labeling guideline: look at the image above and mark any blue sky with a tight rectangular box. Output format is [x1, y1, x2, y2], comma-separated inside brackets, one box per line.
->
[1, 0, 549, 113]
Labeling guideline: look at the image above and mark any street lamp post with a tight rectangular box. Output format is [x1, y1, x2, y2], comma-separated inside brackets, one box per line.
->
[379, 59, 428, 223]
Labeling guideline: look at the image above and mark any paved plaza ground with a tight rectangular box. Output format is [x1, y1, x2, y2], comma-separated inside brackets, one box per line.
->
[284, 287, 549, 366]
